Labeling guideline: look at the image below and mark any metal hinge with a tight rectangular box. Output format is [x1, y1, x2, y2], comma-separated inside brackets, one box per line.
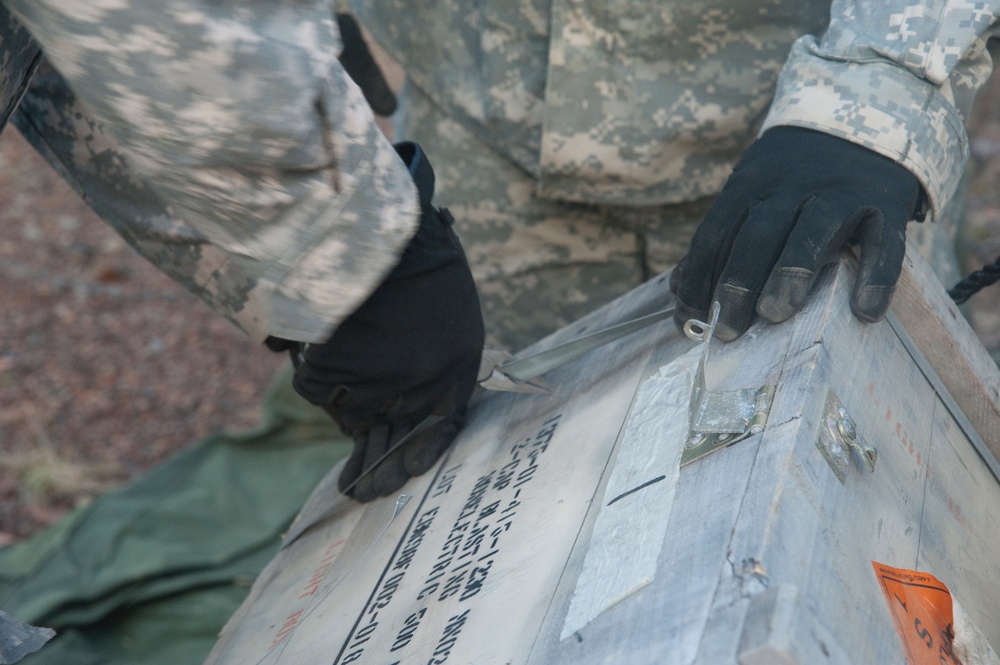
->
[815, 390, 876, 482]
[681, 303, 776, 467]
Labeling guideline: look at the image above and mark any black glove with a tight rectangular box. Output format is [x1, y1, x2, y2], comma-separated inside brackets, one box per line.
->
[335, 13, 397, 116]
[670, 125, 926, 341]
[268, 143, 484, 501]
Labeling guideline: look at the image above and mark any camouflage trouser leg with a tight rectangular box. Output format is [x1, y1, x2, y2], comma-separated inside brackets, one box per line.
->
[395, 83, 711, 352]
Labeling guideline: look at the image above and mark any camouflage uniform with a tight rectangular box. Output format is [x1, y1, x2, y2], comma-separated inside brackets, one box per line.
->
[353, 0, 999, 349]
[1, 1, 998, 351]
[1, 0, 420, 344]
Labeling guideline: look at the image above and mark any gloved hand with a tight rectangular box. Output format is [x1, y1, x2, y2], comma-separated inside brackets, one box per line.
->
[267, 143, 484, 501]
[670, 125, 926, 341]
[335, 13, 397, 116]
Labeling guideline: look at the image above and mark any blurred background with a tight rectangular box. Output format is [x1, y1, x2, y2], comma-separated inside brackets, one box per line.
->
[2, 58, 1000, 546]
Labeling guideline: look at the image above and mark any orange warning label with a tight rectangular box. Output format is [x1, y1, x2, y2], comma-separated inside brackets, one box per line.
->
[872, 562, 957, 665]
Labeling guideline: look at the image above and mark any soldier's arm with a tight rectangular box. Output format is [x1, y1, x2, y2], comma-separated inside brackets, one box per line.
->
[4, 1, 486, 500]
[4, 0, 418, 344]
[762, 0, 1000, 220]
[672, 0, 1000, 340]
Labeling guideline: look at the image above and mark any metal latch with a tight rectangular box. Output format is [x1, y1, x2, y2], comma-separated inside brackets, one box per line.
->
[815, 390, 876, 482]
[681, 303, 776, 466]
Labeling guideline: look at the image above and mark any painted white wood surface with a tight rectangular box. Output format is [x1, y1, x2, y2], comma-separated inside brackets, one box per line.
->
[206, 248, 1000, 665]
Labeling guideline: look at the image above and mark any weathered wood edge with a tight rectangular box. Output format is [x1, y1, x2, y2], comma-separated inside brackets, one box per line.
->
[888, 241, 1000, 464]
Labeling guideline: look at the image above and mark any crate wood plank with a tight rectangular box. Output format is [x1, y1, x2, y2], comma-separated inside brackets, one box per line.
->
[917, 397, 1000, 649]
[206, 275, 682, 665]
[207, 244, 1000, 665]
[720, 264, 936, 664]
[531, 288, 803, 665]
[890, 246, 1000, 460]
[209, 371, 653, 664]
[528, 422, 760, 664]
[735, 585, 853, 665]
[535, 264, 930, 664]
[697, 256, 1000, 664]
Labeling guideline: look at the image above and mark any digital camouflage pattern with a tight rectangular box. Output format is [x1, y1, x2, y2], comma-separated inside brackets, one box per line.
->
[537, 0, 831, 205]
[1, 0, 995, 348]
[365, 0, 987, 348]
[0, 4, 39, 129]
[398, 77, 965, 352]
[12, 63, 274, 338]
[762, 2, 1000, 220]
[350, 0, 831, 206]
[1, 0, 419, 343]
[397, 83, 712, 350]
[353, 0, 999, 214]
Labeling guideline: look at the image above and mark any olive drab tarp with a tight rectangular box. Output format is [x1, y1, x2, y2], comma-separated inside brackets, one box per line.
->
[0, 367, 351, 665]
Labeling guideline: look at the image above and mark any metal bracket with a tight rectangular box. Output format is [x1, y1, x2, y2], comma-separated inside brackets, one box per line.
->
[815, 390, 876, 483]
[681, 303, 776, 467]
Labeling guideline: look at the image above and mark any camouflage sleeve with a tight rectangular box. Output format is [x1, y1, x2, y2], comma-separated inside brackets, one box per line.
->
[1, 0, 419, 343]
[761, 1, 1000, 220]
[0, 4, 41, 129]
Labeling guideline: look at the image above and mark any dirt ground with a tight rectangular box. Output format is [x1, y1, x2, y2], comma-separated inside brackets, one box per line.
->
[0, 126, 286, 544]
[2, 62, 1000, 545]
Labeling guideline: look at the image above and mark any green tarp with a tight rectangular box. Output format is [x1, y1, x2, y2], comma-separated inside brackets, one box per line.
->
[0, 367, 351, 664]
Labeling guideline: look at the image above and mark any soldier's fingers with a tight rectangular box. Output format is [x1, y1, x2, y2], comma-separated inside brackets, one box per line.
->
[711, 198, 800, 341]
[365, 420, 413, 501]
[672, 192, 755, 332]
[403, 419, 459, 478]
[851, 208, 906, 322]
[337, 439, 369, 494]
[757, 196, 861, 323]
[346, 421, 393, 501]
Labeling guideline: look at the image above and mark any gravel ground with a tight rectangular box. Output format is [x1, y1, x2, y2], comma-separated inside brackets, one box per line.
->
[2, 63, 1000, 545]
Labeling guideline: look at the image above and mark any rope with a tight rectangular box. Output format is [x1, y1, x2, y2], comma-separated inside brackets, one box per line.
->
[948, 256, 1000, 304]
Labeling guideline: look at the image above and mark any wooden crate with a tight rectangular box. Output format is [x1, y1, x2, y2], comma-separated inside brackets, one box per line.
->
[206, 243, 1000, 665]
